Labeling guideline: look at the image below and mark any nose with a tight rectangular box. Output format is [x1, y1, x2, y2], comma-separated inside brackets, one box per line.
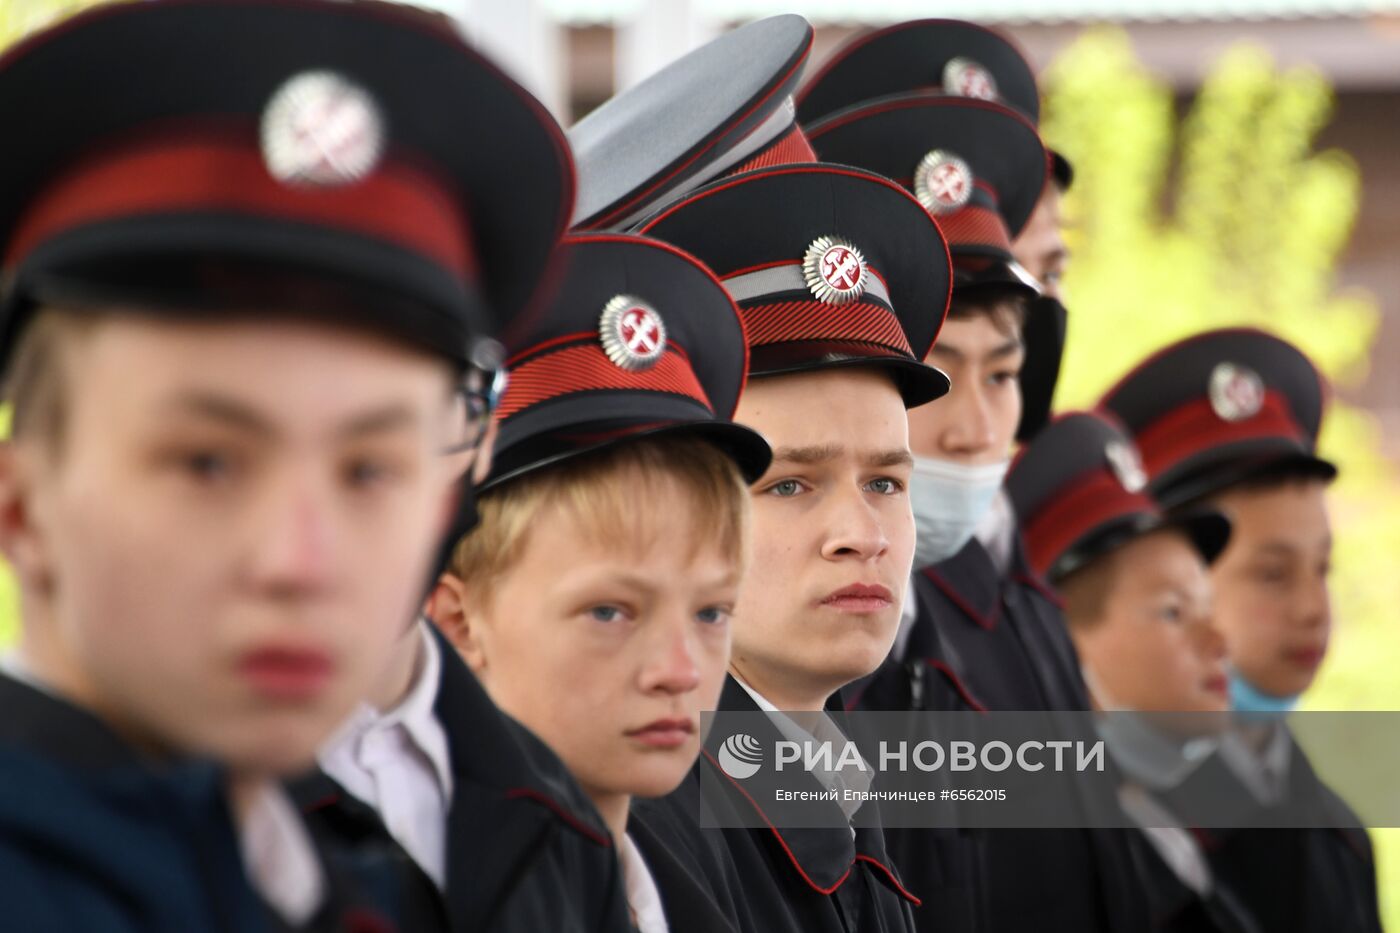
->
[939, 380, 996, 459]
[820, 486, 892, 562]
[1296, 573, 1332, 637]
[639, 617, 702, 696]
[245, 470, 335, 599]
[1191, 612, 1228, 666]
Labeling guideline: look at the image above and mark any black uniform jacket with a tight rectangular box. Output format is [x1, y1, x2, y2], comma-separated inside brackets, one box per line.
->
[0, 672, 391, 933]
[1163, 734, 1382, 933]
[631, 674, 918, 933]
[290, 628, 632, 933]
[850, 538, 1154, 933]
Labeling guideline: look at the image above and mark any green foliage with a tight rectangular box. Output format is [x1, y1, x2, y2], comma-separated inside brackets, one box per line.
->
[1042, 28, 1400, 925]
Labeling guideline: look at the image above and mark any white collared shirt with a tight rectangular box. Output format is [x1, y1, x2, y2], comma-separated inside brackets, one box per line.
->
[240, 782, 328, 926]
[1217, 720, 1293, 807]
[732, 676, 872, 825]
[318, 621, 454, 888]
[619, 832, 670, 933]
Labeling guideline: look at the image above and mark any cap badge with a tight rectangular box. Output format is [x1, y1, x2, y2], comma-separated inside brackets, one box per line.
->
[914, 150, 974, 215]
[943, 57, 998, 101]
[1208, 362, 1265, 422]
[803, 236, 868, 305]
[262, 71, 385, 187]
[600, 295, 667, 371]
[1105, 440, 1148, 494]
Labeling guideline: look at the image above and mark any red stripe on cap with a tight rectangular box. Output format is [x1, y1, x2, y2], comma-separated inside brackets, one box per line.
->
[5, 131, 477, 279]
[730, 125, 817, 174]
[741, 299, 913, 355]
[1133, 391, 1305, 480]
[496, 342, 711, 420]
[942, 205, 1012, 254]
[1022, 470, 1158, 580]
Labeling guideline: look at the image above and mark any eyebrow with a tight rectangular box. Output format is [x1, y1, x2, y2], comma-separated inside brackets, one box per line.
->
[771, 444, 913, 469]
[929, 337, 1024, 364]
[163, 391, 419, 440]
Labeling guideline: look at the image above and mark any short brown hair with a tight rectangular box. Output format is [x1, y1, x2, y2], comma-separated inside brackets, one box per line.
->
[1056, 549, 1120, 631]
[447, 434, 751, 604]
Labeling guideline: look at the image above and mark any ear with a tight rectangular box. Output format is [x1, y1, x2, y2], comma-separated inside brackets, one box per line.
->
[424, 573, 488, 676]
[0, 442, 53, 598]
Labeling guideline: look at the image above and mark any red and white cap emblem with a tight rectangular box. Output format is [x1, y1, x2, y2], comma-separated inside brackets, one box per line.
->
[600, 295, 667, 371]
[1208, 362, 1265, 423]
[802, 236, 869, 305]
[262, 71, 385, 187]
[914, 150, 974, 215]
[943, 57, 998, 101]
[1105, 440, 1148, 494]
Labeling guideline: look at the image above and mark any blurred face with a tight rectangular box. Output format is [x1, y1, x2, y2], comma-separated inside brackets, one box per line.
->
[0, 315, 460, 777]
[1073, 530, 1228, 715]
[433, 485, 737, 803]
[730, 368, 915, 710]
[1209, 480, 1333, 698]
[1012, 184, 1068, 300]
[909, 313, 1023, 465]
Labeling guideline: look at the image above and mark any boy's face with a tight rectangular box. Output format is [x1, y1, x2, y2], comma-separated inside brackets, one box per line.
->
[1012, 184, 1068, 300]
[1, 315, 460, 775]
[1073, 530, 1228, 715]
[910, 313, 1023, 464]
[1209, 479, 1333, 698]
[730, 368, 915, 708]
[437, 480, 738, 801]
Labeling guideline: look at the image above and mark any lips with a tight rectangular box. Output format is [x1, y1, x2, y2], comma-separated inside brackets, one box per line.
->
[626, 718, 696, 749]
[238, 646, 334, 701]
[1202, 673, 1229, 697]
[1285, 646, 1327, 671]
[820, 582, 894, 614]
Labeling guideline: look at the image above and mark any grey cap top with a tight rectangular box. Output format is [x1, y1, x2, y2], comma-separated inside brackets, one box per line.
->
[570, 14, 812, 230]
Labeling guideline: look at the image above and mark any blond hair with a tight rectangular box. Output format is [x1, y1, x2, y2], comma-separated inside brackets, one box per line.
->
[1, 307, 102, 451]
[448, 434, 751, 602]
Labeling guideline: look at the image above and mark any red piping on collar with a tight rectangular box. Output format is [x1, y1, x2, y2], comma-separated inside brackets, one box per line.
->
[923, 566, 1000, 632]
[701, 748, 856, 897]
[924, 659, 989, 714]
[1013, 571, 1066, 610]
[505, 787, 613, 848]
[854, 854, 921, 906]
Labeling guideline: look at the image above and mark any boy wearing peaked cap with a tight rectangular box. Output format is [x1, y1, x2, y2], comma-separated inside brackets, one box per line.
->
[0, 1, 623, 931]
[797, 17, 1075, 302]
[1099, 329, 1382, 933]
[803, 67, 1147, 931]
[425, 233, 770, 933]
[630, 162, 954, 933]
[1009, 411, 1265, 933]
[571, 14, 816, 231]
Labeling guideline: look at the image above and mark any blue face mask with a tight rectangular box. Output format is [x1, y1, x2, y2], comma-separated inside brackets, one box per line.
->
[1228, 669, 1301, 718]
[908, 456, 1009, 569]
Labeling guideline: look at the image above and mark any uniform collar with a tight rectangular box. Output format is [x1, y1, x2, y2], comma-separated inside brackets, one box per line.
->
[0, 668, 142, 770]
[711, 675, 916, 904]
[320, 620, 454, 804]
[429, 623, 611, 844]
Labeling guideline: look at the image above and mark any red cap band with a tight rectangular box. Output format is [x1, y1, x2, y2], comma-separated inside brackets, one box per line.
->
[497, 339, 711, 421]
[741, 298, 913, 355]
[5, 129, 478, 280]
[731, 124, 817, 175]
[1023, 469, 1158, 579]
[1134, 391, 1304, 480]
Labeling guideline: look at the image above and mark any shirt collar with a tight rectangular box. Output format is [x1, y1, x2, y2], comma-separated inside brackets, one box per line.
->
[322, 621, 454, 803]
[239, 781, 327, 926]
[619, 832, 670, 933]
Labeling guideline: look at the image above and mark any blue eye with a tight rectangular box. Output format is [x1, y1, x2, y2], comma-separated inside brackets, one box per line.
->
[866, 478, 903, 495]
[179, 451, 235, 484]
[696, 607, 730, 626]
[768, 479, 804, 498]
[589, 606, 624, 623]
